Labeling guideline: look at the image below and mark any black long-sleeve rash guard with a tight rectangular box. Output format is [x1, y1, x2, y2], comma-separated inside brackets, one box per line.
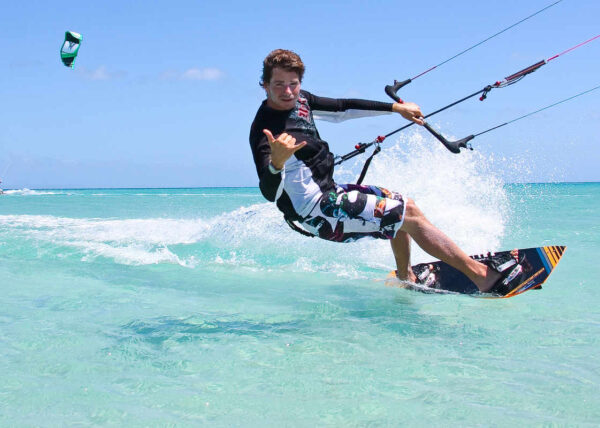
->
[249, 90, 394, 221]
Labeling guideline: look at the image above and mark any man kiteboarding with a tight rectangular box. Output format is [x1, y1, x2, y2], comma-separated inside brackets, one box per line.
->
[249, 49, 515, 293]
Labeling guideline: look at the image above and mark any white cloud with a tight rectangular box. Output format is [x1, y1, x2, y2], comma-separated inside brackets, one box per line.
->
[182, 67, 224, 80]
[77, 66, 126, 81]
[161, 67, 225, 81]
[9, 60, 43, 69]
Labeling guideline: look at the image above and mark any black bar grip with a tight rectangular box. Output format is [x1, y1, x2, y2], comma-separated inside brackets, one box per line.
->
[423, 122, 473, 153]
[384, 79, 411, 102]
[450, 135, 475, 152]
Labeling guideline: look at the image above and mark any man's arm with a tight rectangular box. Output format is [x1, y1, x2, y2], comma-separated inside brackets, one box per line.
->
[307, 92, 393, 112]
[251, 130, 306, 202]
[305, 91, 423, 125]
[252, 133, 283, 202]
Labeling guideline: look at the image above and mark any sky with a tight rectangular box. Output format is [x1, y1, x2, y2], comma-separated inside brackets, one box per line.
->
[0, 0, 598, 188]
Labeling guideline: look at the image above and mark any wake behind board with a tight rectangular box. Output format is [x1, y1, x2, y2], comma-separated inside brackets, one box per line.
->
[385, 246, 566, 298]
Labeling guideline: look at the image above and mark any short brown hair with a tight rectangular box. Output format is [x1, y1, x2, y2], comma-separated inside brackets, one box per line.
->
[260, 49, 305, 86]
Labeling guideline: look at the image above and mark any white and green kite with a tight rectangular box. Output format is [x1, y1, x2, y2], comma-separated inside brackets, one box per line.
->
[60, 31, 82, 68]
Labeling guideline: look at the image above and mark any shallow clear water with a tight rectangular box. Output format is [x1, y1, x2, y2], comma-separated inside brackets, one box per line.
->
[1, 145, 598, 425]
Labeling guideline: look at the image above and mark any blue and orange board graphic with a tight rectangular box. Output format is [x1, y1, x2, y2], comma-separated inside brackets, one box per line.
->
[385, 246, 566, 298]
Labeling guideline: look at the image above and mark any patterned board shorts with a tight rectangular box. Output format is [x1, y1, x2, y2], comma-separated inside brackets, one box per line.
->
[300, 184, 406, 243]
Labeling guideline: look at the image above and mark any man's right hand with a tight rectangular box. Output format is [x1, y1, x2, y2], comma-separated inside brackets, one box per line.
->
[263, 129, 307, 170]
[392, 102, 424, 125]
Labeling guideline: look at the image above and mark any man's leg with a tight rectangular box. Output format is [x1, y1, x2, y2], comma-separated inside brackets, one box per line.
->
[391, 231, 417, 282]
[399, 198, 500, 292]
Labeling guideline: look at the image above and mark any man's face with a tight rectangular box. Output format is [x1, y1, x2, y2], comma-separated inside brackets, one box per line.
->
[263, 67, 301, 110]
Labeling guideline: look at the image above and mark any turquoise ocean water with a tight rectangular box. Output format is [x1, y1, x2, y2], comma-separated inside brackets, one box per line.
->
[1, 143, 599, 426]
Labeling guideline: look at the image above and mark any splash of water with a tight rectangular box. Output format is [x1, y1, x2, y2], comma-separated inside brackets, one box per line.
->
[0, 133, 511, 274]
[2, 188, 67, 196]
[334, 130, 510, 266]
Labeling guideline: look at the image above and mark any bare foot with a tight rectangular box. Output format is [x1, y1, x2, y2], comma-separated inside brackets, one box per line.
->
[478, 265, 502, 292]
[475, 249, 520, 292]
[396, 269, 417, 283]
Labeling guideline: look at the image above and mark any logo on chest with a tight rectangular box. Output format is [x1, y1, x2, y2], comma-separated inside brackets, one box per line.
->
[297, 96, 310, 120]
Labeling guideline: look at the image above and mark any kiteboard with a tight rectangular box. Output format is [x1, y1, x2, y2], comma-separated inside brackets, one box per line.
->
[385, 246, 566, 298]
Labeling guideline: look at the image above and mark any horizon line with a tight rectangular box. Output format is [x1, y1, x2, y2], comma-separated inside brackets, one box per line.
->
[2, 181, 599, 191]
